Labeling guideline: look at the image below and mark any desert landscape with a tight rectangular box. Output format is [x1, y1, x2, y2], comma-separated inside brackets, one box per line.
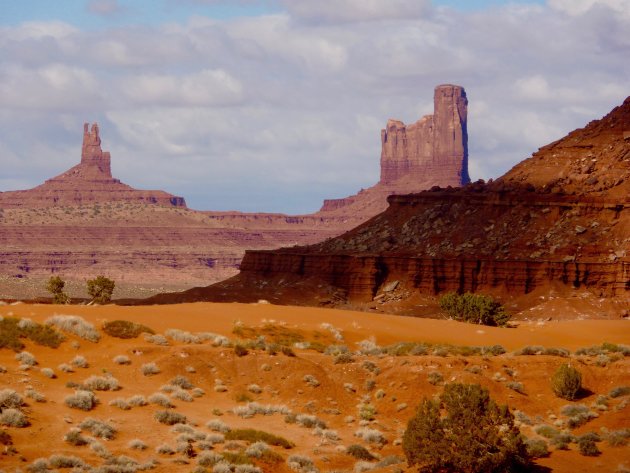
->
[1, 302, 629, 473]
[1, 1, 629, 472]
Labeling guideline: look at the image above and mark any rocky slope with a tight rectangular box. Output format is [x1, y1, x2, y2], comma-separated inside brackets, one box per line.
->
[0, 85, 468, 297]
[150, 97, 629, 311]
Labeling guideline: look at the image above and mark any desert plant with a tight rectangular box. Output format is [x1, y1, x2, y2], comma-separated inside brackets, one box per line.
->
[578, 437, 600, 456]
[64, 428, 89, 446]
[427, 371, 444, 386]
[225, 428, 294, 448]
[0, 389, 24, 409]
[609, 386, 630, 398]
[287, 454, 318, 473]
[551, 364, 582, 400]
[346, 444, 376, 461]
[154, 409, 187, 425]
[207, 419, 231, 433]
[439, 292, 511, 327]
[15, 350, 37, 366]
[234, 344, 249, 357]
[506, 381, 525, 394]
[83, 374, 120, 391]
[402, 383, 528, 473]
[25, 388, 46, 402]
[141, 362, 160, 376]
[170, 375, 194, 389]
[102, 320, 154, 338]
[87, 275, 115, 304]
[58, 363, 74, 372]
[79, 417, 117, 439]
[128, 438, 148, 450]
[149, 392, 173, 407]
[70, 354, 89, 368]
[45, 315, 100, 342]
[334, 352, 355, 364]
[65, 390, 98, 411]
[525, 438, 549, 458]
[46, 276, 69, 304]
[303, 374, 320, 387]
[113, 355, 131, 365]
[0, 408, 28, 427]
[354, 427, 386, 445]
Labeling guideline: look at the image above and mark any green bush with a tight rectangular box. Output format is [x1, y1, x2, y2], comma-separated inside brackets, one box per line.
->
[551, 364, 582, 400]
[102, 320, 154, 339]
[438, 292, 511, 327]
[578, 438, 600, 456]
[154, 410, 187, 425]
[525, 438, 549, 458]
[225, 429, 294, 449]
[402, 383, 528, 473]
[346, 444, 376, 461]
[87, 275, 115, 304]
[0, 317, 64, 351]
[46, 275, 69, 304]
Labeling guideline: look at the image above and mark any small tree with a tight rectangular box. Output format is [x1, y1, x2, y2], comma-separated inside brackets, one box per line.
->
[439, 292, 511, 327]
[86, 276, 115, 304]
[46, 276, 69, 304]
[551, 364, 582, 400]
[402, 383, 528, 473]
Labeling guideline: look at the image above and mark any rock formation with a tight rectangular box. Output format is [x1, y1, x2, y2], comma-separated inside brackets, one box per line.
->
[0, 123, 186, 209]
[149, 96, 629, 308]
[0, 86, 470, 297]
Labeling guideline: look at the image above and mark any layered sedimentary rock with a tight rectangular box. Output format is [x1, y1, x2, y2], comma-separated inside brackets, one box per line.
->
[158, 97, 629, 306]
[0, 123, 186, 209]
[0, 85, 469, 295]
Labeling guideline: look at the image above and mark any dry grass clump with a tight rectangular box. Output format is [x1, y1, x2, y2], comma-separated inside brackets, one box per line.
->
[225, 429, 295, 449]
[143, 333, 169, 345]
[427, 371, 444, 386]
[128, 438, 148, 450]
[45, 315, 100, 342]
[65, 390, 99, 411]
[102, 319, 154, 339]
[79, 417, 117, 440]
[287, 454, 319, 473]
[506, 381, 526, 394]
[0, 408, 28, 427]
[513, 346, 570, 357]
[113, 355, 131, 365]
[83, 374, 120, 391]
[609, 386, 630, 398]
[70, 355, 89, 368]
[170, 375, 194, 389]
[141, 362, 160, 376]
[40, 367, 56, 379]
[575, 342, 630, 357]
[58, 363, 74, 373]
[154, 409, 187, 425]
[346, 444, 376, 461]
[198, 451, 224, 467]
[25, 388, 46, 403]
[561, 404, 598, 428]
[64, 428, 89, 446]
[156, 443, 175, 455]
[0, 389, 24, 409]
[148, 392, 174, 408]
[354, 427, 386, 445]
[164, 328, 230, 346]
[207, 419, 231, 433]
[15, 351, 37, 367]
[303, 374, 320, 387]
[232, 402, 291, 419]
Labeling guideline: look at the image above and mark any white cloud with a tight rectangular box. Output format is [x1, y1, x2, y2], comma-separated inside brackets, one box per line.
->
[281, 0, 431, 24]
[548, 0, 630, 17]
[87, 0, 125, 17]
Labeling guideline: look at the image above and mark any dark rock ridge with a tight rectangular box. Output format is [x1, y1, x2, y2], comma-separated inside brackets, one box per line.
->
[148, 96, 629, 306]
[0, 123, 186, 209]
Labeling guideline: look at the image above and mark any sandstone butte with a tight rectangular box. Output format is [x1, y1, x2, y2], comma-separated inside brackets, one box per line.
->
[145, 96, 630, 315]
[0, 85, 470, 298]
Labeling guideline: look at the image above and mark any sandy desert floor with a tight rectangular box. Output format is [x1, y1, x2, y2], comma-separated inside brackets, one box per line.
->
[0, 302, 629, 473]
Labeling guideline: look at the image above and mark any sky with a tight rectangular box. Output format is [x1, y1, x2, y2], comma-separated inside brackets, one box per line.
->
[0, 0, 628, 213]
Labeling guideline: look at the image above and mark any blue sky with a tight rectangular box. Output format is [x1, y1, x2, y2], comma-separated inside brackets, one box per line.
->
[0, 0, 628, 213]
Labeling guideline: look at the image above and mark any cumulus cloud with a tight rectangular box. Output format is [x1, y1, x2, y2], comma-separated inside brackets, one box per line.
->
[0, 1, 628, 212]
[87, 0, 125, 17]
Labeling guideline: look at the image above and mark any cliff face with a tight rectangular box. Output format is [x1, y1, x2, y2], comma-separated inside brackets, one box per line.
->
[0, 123, 186, 209]
[159, 96, 629, 308]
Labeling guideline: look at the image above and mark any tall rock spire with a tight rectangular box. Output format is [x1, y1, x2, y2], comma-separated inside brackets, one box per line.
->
[81, 122, 112, 178]
[379, 84, 470, 186]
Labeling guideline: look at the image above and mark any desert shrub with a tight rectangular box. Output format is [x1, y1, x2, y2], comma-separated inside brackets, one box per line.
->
[207, 419, 231, 433]
[113, 354, 131, 365]
[149, 392, 173, 407]
[609, 386, 630, 398]
[578, 437, 600, 456]
[427, 372, 443, 386]
[64, 428, 89, 446]
[49, 454, 85, 468]
[87, 275, 115, 304]
[295, 414, 327, 429]
[346, 444, 376, 461]
[156, 443, 175, 454]
[79, 417, 116, 439]
[25, 388, 46, 402]
[83, 374, 120, 391]
[247, 384, 262, 395]
[172, 388, 194, 402]
[45, 315, 100, 342]
[359, 403, 376, 421]
[128, 438, 148, 450]
[109, 398, 130, 410]
[287, 454, 319, 473]
[170, 375, 194, 389]
[0, 389, 24, 409]
[155, 409, 187, 425]
[58, 363, 74, 372]
[605, 428, 630, 447]
[561, 404, 598, 428]
[0, 408, 28, 427]
[534, 425, 559, 439]
[225, 429, 294, 449]
[402, 383, 528, 473]
[71, 355, 89, 368]
[354, 427, 386, 445]
[245, 440, 270, 458]
[281, 345, 296, 357]
[141, 362, 160, 376]
[198, 451, 224, 467]
[102, 319, 154, 339]
[127, 394, 147, 407]
[439, 292, 511, 326]
[15, 351, 37, 366]
[234, 344, 249, 357]
[40, 367, 55, 378]
[525, 438, 549, 458]
[334, 352, 355, 364]
[575, 343, 630, 356]
[551, 364, 582, 400]
[506, 381, 525, 394]
[0, 430, 12, 445]
[144, 333, 169, 345]
[65, 390, 98, 411]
